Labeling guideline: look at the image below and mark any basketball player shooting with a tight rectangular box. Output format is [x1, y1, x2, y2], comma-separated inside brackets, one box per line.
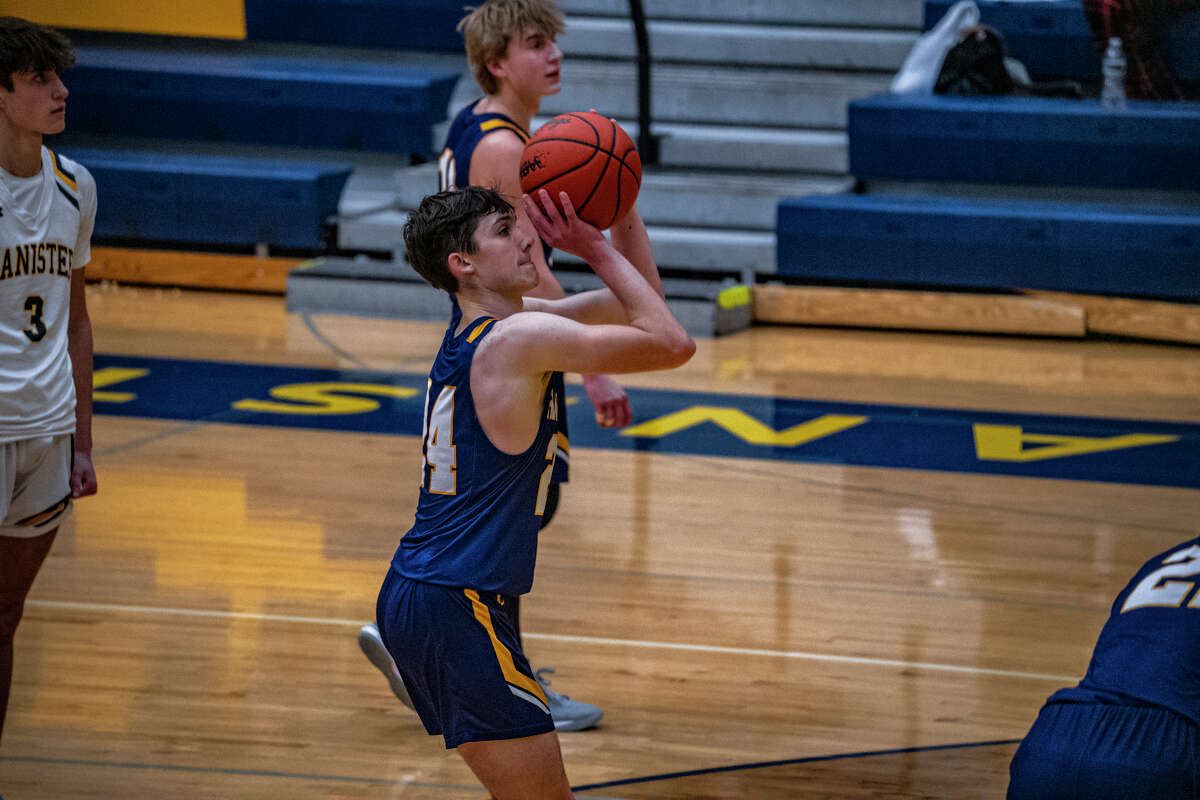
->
[373, 184, 693, 798]
[359, 0, 654, 733]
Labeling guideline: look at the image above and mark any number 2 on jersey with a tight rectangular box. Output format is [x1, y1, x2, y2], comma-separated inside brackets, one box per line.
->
[1122, 544, 1200, 613]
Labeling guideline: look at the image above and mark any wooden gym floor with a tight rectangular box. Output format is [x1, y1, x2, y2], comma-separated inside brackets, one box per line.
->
[2, 282, 1197, 799]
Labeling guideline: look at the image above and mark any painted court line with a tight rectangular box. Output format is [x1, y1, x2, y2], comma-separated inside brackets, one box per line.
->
[0, 755, 483, 792]
[571, 739, 1023, 791]
[1, 743, 1021, 797]
[27, 599, 1078, 683]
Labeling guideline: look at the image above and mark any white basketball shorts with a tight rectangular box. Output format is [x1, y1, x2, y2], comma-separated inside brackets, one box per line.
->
[0, 434, 73, 538]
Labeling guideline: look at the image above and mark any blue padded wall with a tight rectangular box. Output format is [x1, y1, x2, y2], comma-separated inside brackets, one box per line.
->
[243, 0, 465, 51]
[66, 46, 460, 157]
[848, 94, 1200, 190]
[777, 194, 1200, 301]
[66, 148, 353, 249]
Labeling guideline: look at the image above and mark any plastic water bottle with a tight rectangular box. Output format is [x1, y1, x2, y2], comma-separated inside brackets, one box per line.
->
[1101, 37, 1126, 109]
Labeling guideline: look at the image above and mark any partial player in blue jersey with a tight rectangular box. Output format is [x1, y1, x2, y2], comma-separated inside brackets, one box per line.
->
[1008, 537, 1200, 799]
[374, 185, 691, 797]
[360, 0, 650, 732]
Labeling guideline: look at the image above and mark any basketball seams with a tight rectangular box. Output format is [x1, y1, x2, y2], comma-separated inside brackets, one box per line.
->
[593, 117, 619, 228]
[520, 111, 641, 230]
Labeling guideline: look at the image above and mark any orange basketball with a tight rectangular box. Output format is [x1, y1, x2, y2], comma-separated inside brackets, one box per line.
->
[520, 111, 642, 230]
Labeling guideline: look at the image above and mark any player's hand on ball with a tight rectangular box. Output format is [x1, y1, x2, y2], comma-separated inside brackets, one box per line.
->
[523, 189, 605, 259]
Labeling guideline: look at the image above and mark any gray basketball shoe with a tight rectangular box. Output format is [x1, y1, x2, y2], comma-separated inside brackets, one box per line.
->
[357, 622, 414, 710]
[536, 667, 603, 731]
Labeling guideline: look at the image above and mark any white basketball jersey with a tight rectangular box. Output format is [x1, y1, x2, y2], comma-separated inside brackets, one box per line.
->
[0, 147, 96, 444]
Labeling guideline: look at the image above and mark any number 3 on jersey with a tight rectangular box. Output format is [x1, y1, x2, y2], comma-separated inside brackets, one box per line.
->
[23, 295, 47, 342]
[419, 379, 557, 515]
[1122, 544, 1200, 613]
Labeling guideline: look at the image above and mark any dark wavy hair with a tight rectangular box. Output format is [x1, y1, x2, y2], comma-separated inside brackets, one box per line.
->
[0, 17, 74, 92]
[403, 186, 514, 293]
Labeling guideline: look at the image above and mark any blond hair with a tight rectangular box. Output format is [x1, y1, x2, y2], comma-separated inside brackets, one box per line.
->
[458, 0, 565, 95]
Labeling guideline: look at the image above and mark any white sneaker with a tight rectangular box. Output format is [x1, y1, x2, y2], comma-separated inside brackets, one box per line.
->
[536, 667, 603, 732]
[357, 623, 414, 710]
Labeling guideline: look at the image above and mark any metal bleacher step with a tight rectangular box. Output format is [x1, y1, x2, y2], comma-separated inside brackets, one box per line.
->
[560, 0, 923, 29]
[369, 163, 851, 231]
[287, 254, 753, 336]
[561, 17, 918, 71]
[335, 162, 843, 270]
[336, 209, 776, 276]
[445, 58, 894, 131]
[432, 111, 851, 176]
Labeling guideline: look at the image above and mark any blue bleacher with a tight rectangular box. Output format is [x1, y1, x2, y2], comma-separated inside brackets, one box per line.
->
[785, 0, 1200, 305]
[776, 193, 1200, 301]
[243, 0, 465, 51]
[848, 93, 1200, 189]
[66, 44, 460, 158]
[923, 0, 1200, 82]
[63, 148, 353, 250]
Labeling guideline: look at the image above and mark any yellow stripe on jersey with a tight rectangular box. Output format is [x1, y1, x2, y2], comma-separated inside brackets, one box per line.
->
[466, 318, 497, 343]
[480, 119, 529, 143]
[47, 149, 78, 193]
[464, 589, 548, 704]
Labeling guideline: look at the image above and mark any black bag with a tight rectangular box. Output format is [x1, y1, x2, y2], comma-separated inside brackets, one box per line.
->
[935, 24, 1085, 98]
[935, 24, 1015, 95]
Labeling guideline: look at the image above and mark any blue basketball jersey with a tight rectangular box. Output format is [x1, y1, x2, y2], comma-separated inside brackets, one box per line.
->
[437, 101, 568, 484]
[391, 300, 564, 595]
[438, 100, 530, 193]
[1047, 537, 1200, 725]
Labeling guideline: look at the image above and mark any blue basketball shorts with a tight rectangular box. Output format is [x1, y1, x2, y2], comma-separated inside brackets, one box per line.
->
[374, 568, 553, 749]
[1007, 701, 1200, 799]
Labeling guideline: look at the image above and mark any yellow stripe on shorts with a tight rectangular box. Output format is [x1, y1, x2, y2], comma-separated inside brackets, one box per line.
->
[464, 589, 548, 705]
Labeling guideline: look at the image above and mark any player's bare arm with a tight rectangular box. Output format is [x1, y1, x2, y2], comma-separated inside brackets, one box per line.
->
[519, 189, 692, 367]
[477, 129, 632, 427]
[471, 311, 687, 455]
[607, 205, 657, 293]
[469, 191, 691, 455]
[522, 192, 673, 324]
[67, 266, 97, 498]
